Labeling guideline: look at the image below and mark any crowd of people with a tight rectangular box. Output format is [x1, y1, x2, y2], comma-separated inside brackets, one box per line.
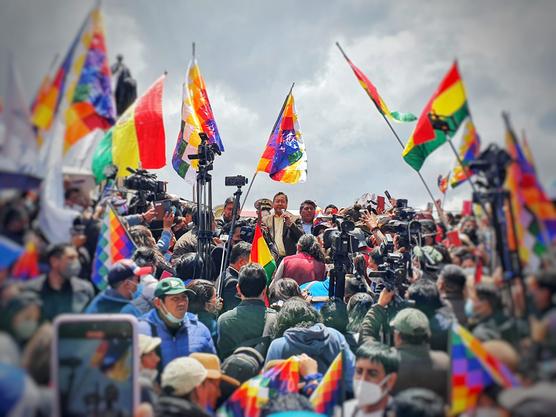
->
[1, 184, 556, 417]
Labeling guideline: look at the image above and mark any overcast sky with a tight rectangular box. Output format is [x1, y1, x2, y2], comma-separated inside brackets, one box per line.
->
[1, 0, 555, 212]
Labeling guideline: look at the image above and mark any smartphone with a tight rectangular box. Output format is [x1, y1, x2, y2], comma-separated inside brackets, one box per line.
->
[377, 196, 385, 213]
[153, 199, 173, 220]
[52, 314, 139, 417]
[384, 190, 393, 203]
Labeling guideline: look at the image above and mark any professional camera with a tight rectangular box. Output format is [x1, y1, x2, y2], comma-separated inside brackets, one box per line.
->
[369, 252, 408, 292]
[124, 168, 167, 197]
[225, 175, 248, 187]
[322, 216, 357, 254]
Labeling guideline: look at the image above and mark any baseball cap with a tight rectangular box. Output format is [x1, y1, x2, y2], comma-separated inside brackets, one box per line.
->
[138, 334, 161, 356]
[154, 277, 195, 298]
[390, 308, 431, 337]
[221, 347, 265, 384]
[107, 259, 153, 287]
[189, 352, 240, 388]
[161, 357, 207, 396]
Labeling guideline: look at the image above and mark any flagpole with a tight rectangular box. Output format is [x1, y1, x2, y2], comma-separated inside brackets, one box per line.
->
[445, 134, 490, 221]
[378, 112, 449, 227]
[240, 171, 258, 212]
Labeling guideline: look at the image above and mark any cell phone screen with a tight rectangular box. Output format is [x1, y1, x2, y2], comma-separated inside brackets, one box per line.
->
[56, 319, 136, 417]
[377, 196, 385, 213]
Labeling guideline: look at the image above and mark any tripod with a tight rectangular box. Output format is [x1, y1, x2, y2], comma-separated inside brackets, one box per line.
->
[216, 179, 246, 296]
[188, 132, 221, 280]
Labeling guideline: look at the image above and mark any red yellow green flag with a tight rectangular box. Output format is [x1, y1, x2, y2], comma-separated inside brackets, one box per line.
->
[402, 62, 469, 171]
[250, 223, 276, 284]
[91, 75, 166, 183]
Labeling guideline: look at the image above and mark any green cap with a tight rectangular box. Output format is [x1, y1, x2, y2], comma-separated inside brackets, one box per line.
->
[154, 277, 194, 298]
[390, 308, 430, 337]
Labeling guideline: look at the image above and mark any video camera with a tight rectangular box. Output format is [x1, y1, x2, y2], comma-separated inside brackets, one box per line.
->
[124, 168, 183, 227]
[322, 215, 359, 256]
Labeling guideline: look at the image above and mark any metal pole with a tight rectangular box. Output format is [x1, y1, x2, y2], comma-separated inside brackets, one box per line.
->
[240, 171, 258, 212]
[379, 112, 448, 227]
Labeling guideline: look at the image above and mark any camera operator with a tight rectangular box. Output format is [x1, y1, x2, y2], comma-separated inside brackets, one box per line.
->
[216, 197, 236, 229]
[173, 206, 216, 259]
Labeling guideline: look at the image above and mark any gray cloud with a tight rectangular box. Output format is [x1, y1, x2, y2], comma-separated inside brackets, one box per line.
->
[1, 0, 556, 212]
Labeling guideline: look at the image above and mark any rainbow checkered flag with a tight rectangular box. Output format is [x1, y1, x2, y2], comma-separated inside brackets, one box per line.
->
[451, 323, 520, 415]
[217, 357, 300, 417]
[91, 205, 136, 289]
[310, 351, 343, 416]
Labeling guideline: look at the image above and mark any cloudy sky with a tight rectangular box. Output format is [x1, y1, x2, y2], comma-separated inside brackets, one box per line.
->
[1, 0, 555, 212]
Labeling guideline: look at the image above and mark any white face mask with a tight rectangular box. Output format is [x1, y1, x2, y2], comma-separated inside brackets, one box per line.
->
[141, 368, 158, 382]
[353, 375, 391, 407]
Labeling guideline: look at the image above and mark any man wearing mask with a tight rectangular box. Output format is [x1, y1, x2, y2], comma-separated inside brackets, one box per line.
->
[138, 277, 216, 370]
[262, 192, 303, 259]
[21, 243, 94, 322]
[338, 342, 399, 417]
[85, 259, 152, 314]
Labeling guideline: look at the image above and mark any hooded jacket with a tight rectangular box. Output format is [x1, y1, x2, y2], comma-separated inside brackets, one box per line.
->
[265, 323, 355, 390]
[84, 288, 130, 314]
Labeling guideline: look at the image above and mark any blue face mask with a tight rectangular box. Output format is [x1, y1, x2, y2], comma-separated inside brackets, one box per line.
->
[465, 298, 474, 318]
[132, 283, 144, 300]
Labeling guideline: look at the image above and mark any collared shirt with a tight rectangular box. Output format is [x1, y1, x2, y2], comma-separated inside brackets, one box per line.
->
[302, 222, 313, 234]
[272, 215, 286, 256]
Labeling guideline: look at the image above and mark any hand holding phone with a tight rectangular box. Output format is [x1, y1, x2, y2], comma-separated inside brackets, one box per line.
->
[52, 314, 139, 417]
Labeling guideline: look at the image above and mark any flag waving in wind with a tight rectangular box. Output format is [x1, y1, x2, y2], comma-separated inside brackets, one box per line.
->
[250, 223, 276, 285]
[173, 51, 224, 183]
[336, 42, 416, 123]
[92, 75, 166, 183]
[256, 85, 307, 184]
[403, 62, 470, 171]
[30, 6, 115, 150]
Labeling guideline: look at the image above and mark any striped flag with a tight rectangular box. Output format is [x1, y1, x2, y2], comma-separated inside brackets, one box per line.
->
[336, 42, 416, 123]
[250, 223, 276, 285]
[91, 205, 136, 289]
[172, 54, 223, 183]
[256, 86, 307, 184]
[91, 75, 166, 183]
[403, 62, 470, 171]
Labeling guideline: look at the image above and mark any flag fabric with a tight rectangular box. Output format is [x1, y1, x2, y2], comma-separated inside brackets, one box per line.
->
[337, 43, 416, 123]
[402, 62, 470, 171]
[217, 356, 300, 417]
[310, 352, 343, 416]
[0, 236, 24, 269]
[437, 174, 449, 194]
[11, 239, 41, 280]
[92, 75, 166, 183]
[256, 88, 307, 184]
[250, 223, 276, 285]
[172, 56, 224, 183]
[451, 323, 519, 415]
[31, 6, 115, 149]
[448, 119, 481, 188]
[504, 115, 556, 268]
[91, 205, 136, 289]
[63, 7, 115, 151]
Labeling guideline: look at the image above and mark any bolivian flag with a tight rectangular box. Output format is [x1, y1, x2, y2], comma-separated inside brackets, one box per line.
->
[250, 223, 276, 284]
[92, 75, 166, 182]
[403, 62, 469, 171]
